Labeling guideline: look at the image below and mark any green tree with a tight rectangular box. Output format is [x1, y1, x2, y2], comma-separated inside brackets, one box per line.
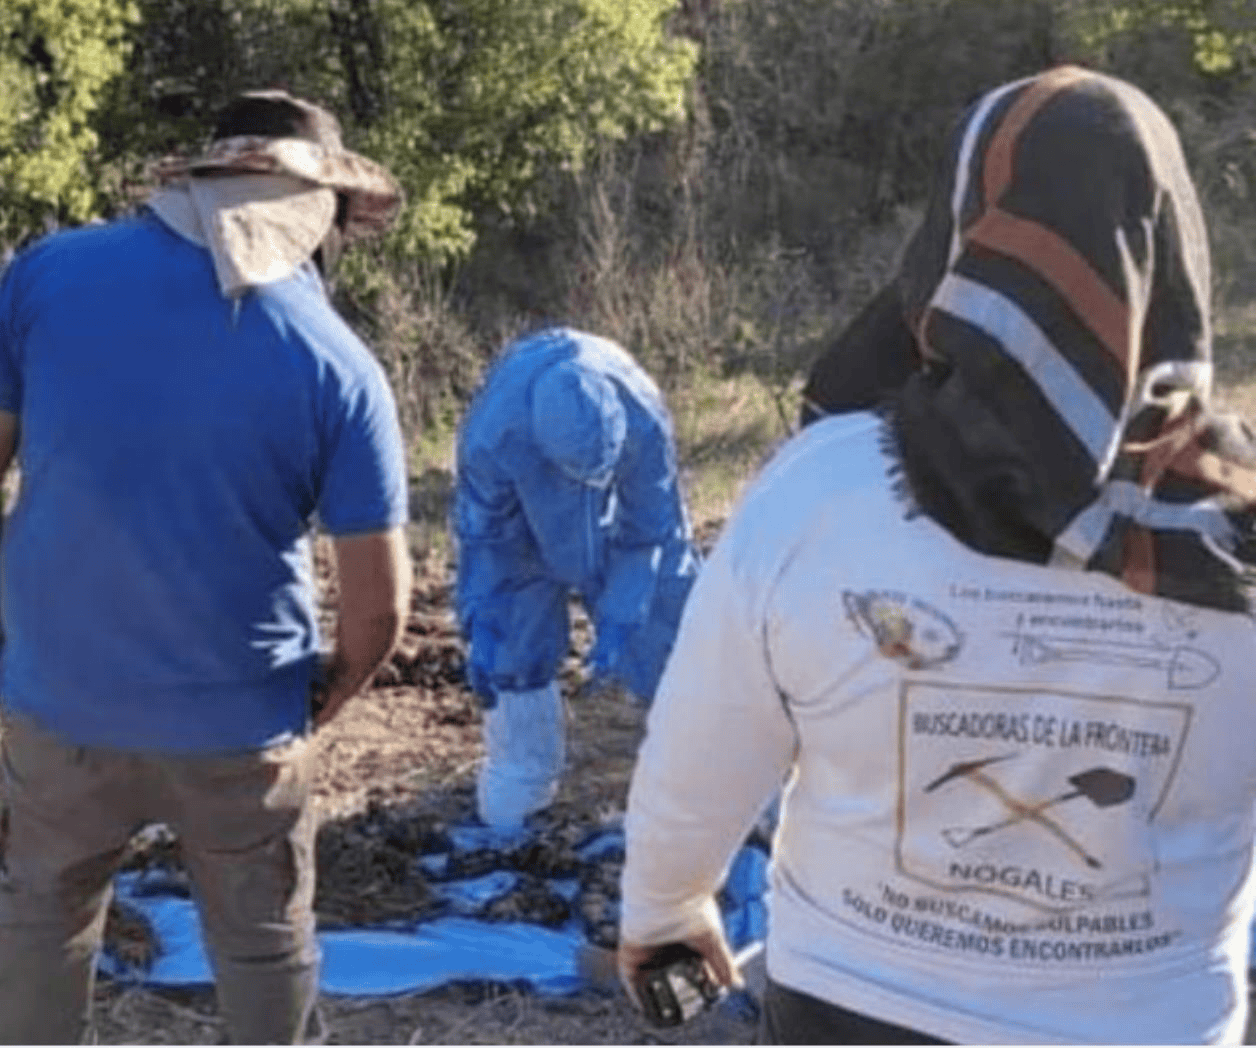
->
[87, 0, 695, 266]
[0, 0, 137, 246]
[91, 0, 336, 206]
[1064, 0, 1255, 78]
[354, 0, 697, 263]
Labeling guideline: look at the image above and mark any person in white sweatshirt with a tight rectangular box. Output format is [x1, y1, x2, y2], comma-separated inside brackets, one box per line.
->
[618, 66, 1256, 1044]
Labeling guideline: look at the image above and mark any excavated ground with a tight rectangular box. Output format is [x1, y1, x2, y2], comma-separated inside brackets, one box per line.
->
[91, 536, 755, 1045]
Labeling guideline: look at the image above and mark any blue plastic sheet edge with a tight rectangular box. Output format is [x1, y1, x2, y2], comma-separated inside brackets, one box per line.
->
[99, 831, 769, 998]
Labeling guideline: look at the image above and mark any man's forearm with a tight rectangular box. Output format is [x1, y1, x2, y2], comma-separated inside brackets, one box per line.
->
[316, 526, 411, 724]
[321, 606, 405, 704]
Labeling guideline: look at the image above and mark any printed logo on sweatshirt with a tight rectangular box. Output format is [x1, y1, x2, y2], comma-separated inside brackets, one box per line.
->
[843, 590, 963, 670]
[895, 681, 1191, 916]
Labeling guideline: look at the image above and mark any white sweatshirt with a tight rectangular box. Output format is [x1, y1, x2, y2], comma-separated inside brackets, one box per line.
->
[622, 413, 1256, 1045]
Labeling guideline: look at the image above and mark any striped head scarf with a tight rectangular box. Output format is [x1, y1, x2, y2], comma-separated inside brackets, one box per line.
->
[891, 66, 1256, 612]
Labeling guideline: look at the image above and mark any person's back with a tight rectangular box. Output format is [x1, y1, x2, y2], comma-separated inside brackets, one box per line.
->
[0, 90, 411, 1045]
[456, 326, 690, 635]
[618, 66, 1256, 1044]
[642, 409, 1256, 1042]
[0, 213, 401, 751]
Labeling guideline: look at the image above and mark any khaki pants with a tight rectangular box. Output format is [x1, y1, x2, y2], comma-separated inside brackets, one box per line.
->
[0, 710, 320, 1045]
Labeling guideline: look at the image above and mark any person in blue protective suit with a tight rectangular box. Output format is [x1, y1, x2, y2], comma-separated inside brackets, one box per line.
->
[455, 327, 700, 830]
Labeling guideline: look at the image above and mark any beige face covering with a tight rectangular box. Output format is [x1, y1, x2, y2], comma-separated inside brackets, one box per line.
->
[149, 174, 336, 297]
[148, 124, 403, 295]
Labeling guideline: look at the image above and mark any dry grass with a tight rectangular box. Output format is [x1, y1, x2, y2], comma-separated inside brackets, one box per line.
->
[92, 976, 754, 1046]
[671, 370, 795, 529]
[1214, 301, 1256, 417]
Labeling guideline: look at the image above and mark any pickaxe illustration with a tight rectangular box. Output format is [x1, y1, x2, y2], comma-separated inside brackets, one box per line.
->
[925, 755, 1117, 870]
[941, 766, 1135, 851]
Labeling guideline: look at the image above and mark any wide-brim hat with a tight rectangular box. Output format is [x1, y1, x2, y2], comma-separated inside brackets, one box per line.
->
[155, 90, 403, 239]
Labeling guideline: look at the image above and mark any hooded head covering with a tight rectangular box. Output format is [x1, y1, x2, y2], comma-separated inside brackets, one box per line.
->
[799, 281, 919, 424]
[530, 361, 628, 487]
[149, 90, 402, 295]
[890, 65, 1256, 612]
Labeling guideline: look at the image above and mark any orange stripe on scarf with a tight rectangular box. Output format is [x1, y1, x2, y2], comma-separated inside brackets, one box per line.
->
[982, 66, 1091, 205]
[917, 66, 1092, 361]
[967, 208, 1132, 382]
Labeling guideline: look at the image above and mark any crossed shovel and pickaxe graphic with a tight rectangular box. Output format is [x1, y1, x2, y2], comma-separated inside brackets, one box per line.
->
[925, 755, 1136, 870]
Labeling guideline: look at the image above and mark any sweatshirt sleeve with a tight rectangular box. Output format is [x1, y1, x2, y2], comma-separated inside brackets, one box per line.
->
[620, 530, 797, 946]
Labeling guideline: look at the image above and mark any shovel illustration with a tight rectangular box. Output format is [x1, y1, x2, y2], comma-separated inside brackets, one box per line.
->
[926, 758, 1129, 870]
[1012, 635, 1218, 690]
[942, 766, 1136, 854]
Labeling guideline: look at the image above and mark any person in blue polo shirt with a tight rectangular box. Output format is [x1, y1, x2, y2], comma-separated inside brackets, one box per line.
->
[455, 328, 699, 830]
[0, 91, 411, 1044]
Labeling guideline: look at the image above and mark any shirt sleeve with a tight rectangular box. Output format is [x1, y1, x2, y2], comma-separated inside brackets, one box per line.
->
[620, 530, 797, 947]
[317, 359, 409, 536]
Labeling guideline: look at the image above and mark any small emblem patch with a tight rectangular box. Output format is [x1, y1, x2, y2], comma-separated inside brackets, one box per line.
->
[843, 590, 963, 670]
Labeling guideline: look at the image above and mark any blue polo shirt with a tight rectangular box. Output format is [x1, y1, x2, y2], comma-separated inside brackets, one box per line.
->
[0, 214, 408, 752]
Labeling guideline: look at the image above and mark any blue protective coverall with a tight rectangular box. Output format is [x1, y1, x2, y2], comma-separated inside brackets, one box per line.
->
[455, 327, 699, 710]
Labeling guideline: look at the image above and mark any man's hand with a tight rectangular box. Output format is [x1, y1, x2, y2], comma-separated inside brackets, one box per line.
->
[313, 526, 411, 729]
[617, 926, 741, 1012]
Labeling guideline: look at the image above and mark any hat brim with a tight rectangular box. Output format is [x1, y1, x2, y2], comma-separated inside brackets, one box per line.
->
[157, 136, 403, 239]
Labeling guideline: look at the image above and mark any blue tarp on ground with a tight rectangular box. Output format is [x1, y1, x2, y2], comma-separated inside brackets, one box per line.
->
[100, 827, 768, 997]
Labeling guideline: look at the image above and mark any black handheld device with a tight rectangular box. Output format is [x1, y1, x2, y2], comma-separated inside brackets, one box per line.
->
[633, 943, 724, 1028]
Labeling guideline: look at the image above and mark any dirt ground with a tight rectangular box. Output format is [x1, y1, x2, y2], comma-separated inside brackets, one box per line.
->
[90, 535, 758, 1045]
